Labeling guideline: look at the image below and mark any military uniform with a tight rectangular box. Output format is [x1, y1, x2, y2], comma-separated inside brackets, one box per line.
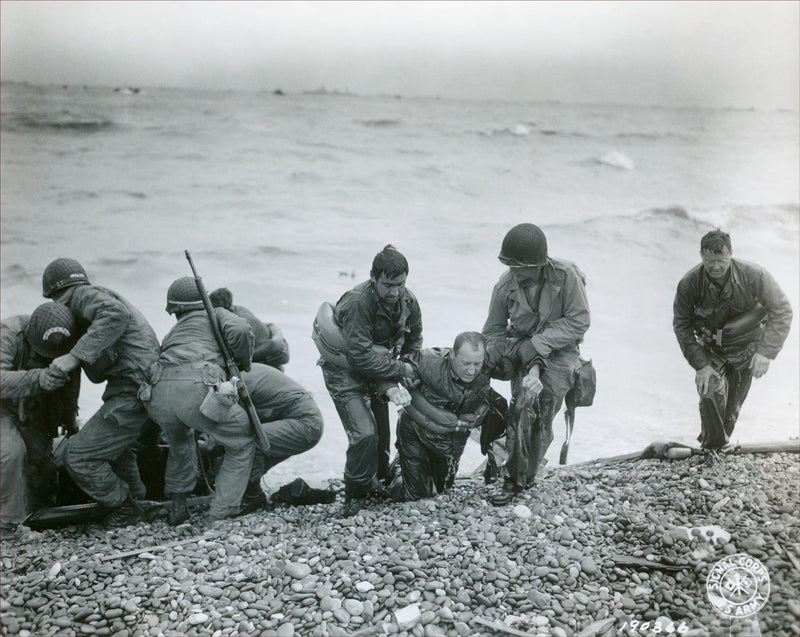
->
[321, 280, 422, 496]
[1, 315, 80, 531]
[144, 307, 256, 520]
[393, 347, 491, 501]
[54, 284, 160, 511]
[673, 258, 792, 448]
[483, 258, 590, 489]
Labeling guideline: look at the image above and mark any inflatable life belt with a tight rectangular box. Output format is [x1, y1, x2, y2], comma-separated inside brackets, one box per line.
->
[311, 302, 389, 369]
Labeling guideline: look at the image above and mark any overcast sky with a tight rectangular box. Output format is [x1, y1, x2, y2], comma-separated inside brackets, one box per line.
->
[1, 1, 798, 109]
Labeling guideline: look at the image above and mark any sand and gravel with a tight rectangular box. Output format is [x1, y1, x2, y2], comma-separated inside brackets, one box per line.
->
[1, 452, 798, 637]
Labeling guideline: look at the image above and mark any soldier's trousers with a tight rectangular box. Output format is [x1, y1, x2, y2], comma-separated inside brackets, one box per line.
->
[698, 360, 753, 450]
[505, 348, 578, 490]
[144, 362, 256, 519]
[58, 380, 148, 509]
[321, 362, 391, 491]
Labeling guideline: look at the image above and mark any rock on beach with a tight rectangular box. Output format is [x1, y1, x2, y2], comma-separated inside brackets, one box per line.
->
[0, 453, 797, 636]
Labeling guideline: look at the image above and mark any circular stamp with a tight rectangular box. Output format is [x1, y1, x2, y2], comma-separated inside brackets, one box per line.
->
[706, 553, 770, 618]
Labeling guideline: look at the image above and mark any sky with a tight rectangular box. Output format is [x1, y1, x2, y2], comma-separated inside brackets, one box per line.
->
[1, 1, 798, 109]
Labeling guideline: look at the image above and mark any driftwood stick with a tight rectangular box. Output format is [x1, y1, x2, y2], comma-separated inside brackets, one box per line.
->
[473, 616, 542, 636]
[100, 531, 223, 561]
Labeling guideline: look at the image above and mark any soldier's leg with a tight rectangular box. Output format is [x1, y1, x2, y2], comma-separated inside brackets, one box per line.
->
[1, 411, 28, 531]
[528, 353, 575, 483]
[250, 406, 324, 479]
[723, 365, 754, 438]
[62, 390, 149, 508]
[371, 394, 391, 484]
[394, 418, 435, 501]
[331, 392, 379, 492]
[698, 367, 730, 449]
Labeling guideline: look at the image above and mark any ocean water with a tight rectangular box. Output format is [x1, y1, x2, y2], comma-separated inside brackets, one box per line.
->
[2, 82, 798, 486]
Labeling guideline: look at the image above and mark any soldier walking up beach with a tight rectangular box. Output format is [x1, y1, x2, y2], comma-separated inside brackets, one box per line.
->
[673, 230, 792, 455]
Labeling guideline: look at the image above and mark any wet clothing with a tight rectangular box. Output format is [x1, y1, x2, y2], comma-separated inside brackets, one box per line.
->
[1, 315, 80, 530]
[673, 258, 792, 449]
[143, 308, 256, 519]
[483, 258, 590, 489]
[53, 285, 160, 509]
[230, 305, 290, 370]
[393, 348, 491, 501]
[243, 363, 323, 480]
[321, 280, 423, 490]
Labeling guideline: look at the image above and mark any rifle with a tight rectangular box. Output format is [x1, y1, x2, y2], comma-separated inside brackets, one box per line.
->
[184, 250, 270, 453]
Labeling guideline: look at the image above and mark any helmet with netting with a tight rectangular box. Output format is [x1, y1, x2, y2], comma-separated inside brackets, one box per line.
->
[166, 276, 204, 314]
[26, 302, 78, 359]
[42, 258, 90, 298]
[499, 223, 548, 266]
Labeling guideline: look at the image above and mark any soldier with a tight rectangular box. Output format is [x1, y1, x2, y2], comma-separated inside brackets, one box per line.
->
[237, 362, 324, 512]
[143, 277, 257, 525]
[316, 245, 422, 516]
[390, 332, 494, 502]
[673, 230, 792, 456]
[1, 302, 80, 535]
[209, 287, 290, 370]
[44, 258, 161, 527]
[482, 224, 590, 504]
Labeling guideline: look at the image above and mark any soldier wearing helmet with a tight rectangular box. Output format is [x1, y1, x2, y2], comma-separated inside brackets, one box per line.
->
[1, 302, 80, 535]
[142, 276, 257, 526]
[482, 224, 590, 504]
[42, 258, 161, 528]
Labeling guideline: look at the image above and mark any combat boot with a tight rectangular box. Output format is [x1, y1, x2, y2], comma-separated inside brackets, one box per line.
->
[105, 494, 144, 528]
[342, 482, 366, 517]
[239, 481, 269, 516]
[168, 492, 191, 526]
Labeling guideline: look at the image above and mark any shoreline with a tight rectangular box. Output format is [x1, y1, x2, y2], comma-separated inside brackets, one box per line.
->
[1, 449, 798, 637]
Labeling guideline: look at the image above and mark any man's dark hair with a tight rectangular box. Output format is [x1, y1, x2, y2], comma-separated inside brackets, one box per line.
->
[453, 331, 486, 355]
[370, 245, 409, 280]
[700, 229, 732, 254]
[209, 287, 234, 310]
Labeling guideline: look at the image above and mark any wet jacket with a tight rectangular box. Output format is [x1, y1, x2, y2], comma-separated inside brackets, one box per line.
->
[1, 315, 80, 434]
[60, 284, 160, 385]
[231, 305, 290, 368]
[401, 347, 491, 458]
[482, 258, 590, 365]
[673, 258, 792, 370]
[333, 280, 423, 381]
[158, 308, 254, 371]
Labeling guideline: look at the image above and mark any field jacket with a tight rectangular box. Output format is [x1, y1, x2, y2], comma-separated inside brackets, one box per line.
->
[673, 258, 792, 370]
[59, 284, 160, 386]
[333, 280, 423, 381]
[0, 315, 80, 433]
[157, 308, 254, 371]
[402, 347, 491, 458]
[482, 258, 591, 365]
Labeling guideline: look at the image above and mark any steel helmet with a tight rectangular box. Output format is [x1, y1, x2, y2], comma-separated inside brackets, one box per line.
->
[42, 258, 90, 298]
[26, 302, 78, 359]
[166, 276, 204, 314]
[499, 223, 548, 266]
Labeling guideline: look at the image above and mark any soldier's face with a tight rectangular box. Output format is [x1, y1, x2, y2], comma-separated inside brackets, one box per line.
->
[451, 344, 485, 383]
[372, 272, 407, 304]
[701, 247, 732, 282]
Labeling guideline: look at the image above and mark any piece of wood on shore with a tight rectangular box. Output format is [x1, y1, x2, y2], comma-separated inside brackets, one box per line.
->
[100, 531, 223, 561]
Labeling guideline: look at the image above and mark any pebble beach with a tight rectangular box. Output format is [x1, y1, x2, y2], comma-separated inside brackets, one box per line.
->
[1, 451, 798, 637]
